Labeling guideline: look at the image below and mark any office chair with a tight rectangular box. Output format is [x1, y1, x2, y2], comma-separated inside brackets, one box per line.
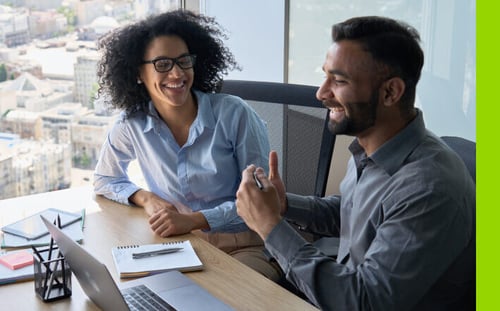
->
[440, 136, 476, 182]
[220, 80, 335, 198]
[221, 79, 335, 298]
[440, 135, 476, 310]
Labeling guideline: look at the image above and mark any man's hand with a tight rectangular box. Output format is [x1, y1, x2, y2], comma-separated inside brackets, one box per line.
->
[268, 150, 287, 215]
[236, 165, 282, 240]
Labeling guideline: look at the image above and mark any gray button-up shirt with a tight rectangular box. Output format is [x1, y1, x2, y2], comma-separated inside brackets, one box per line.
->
[266, 110, 475, 310]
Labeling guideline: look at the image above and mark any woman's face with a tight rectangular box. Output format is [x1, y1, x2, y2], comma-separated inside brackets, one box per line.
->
[139, 35, 195, 109]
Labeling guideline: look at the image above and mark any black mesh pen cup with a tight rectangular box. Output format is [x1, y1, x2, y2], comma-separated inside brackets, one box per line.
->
[33, 244, 72, 302]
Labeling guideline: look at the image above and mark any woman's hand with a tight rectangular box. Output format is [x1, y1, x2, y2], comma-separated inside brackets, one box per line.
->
[129, 190, 177, 216]
[129, 189, 209, 237]
[148, 209, 208, 237]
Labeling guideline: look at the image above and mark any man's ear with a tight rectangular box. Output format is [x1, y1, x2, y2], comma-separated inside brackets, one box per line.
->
[381, 77, 405, 107]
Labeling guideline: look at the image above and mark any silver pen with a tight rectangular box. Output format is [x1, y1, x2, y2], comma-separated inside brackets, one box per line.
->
[253, 171, 264, 190]
[132, 247, 183, 259]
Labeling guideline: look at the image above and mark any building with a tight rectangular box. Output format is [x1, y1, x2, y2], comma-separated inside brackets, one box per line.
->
[0, 46, 18, 62]
[104, 0, 133, 22]
[0, 132, 72, 199]
[76, 15, 119, 41]
[39, 102, 88, 144]
[0, 132, 16, 197]
[3, 59, 44, 80]
[0, 98, 114, 197]
[0, 86, 16, 115]
[29, 10, 68, 39]
[73, 52, 99, 108]
[10, 139, 72, 199]
[72, 110, 116, 169]
[0, 72, 73, 112]
[75, 0, 105, 27]
[24, 0, 64, 11]
[0, 5, 30, 47]
[0, 109, 42, 139]
[134, 0, 181, 20]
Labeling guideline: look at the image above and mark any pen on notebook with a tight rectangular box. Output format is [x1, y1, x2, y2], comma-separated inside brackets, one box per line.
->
[132, 247, 183, 259]
[253, 171, 264, 190]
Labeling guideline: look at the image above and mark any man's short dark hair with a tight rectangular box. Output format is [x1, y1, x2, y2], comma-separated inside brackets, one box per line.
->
[332, 16, 424, 112]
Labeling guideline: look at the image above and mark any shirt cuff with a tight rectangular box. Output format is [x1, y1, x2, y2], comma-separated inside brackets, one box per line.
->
[116, 185, 141, 205]
[199, 209, 219, 230]
[265, 220, 309, 273]
[199, 208, 248, 233]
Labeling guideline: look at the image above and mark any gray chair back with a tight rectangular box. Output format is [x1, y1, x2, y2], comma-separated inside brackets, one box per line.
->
[440, 135, 476, 309]
[221, 80, 335, 197]
[440, 136, 476, 182]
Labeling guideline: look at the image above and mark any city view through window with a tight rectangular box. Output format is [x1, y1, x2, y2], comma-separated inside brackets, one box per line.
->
[0, 0, 476, 200]
[0, 1, 183, 199]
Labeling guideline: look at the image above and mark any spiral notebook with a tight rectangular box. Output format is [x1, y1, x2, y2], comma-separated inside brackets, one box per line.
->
[111, 240, 203, 278]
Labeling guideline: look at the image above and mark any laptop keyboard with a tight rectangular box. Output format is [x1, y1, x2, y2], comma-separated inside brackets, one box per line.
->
[121, 284, 177, 311]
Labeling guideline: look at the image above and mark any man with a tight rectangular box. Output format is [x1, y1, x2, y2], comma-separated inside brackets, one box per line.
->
[236, 16, 475, 310]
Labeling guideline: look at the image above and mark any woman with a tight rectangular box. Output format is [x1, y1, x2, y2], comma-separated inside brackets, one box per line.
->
[93, 10, 281, 281]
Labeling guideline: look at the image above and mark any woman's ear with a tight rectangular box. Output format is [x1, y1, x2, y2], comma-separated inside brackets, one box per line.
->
[381, 77, 405, 107]
[137, 71, 144, 84]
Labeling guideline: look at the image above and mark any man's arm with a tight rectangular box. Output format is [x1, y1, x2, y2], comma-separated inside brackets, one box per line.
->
[285, 193, 342, 237]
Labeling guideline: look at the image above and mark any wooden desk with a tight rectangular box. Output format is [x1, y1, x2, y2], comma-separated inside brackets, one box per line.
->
[0, 186, 318, 311]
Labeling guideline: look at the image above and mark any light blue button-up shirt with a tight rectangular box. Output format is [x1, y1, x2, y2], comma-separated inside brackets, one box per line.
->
[94, 90, 270, 232]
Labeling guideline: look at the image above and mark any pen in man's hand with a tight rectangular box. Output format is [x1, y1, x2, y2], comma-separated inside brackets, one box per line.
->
[132, 247, 183, 259]
[253, 171, 264, 190]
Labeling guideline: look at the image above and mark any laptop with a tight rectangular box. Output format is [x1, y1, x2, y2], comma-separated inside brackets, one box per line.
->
[41, 216, 233, 311]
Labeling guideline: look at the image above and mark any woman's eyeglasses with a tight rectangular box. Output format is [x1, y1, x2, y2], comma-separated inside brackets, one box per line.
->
[142, 54, 197, 73]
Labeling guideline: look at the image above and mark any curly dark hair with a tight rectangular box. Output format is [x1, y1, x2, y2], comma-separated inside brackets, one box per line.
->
[96, 9, 239, 116]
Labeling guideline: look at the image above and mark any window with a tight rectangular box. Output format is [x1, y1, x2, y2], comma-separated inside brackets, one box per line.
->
[287, 0, 475, 141]
[1, 0, 476, 200]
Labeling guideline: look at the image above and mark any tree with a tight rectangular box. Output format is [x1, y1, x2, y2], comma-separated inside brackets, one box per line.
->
[57, 6, 77, 28]
[0, 64, 7, 82]
[88, 82, 100, 109]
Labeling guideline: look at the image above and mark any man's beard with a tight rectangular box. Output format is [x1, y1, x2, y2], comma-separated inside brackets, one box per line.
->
[327, 89, 379, 136]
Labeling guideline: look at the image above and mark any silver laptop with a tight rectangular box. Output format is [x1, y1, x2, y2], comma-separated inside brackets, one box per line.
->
[41, 216, 233, 311]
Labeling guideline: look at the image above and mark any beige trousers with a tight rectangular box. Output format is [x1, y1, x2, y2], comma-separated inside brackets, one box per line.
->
[192, 230, 283, 282]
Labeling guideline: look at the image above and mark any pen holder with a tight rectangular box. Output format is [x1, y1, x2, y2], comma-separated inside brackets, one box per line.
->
[33, 244, 72, 302]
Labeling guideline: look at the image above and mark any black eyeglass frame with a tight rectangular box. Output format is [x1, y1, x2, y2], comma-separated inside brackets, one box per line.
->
[142, 54, 197, 73]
